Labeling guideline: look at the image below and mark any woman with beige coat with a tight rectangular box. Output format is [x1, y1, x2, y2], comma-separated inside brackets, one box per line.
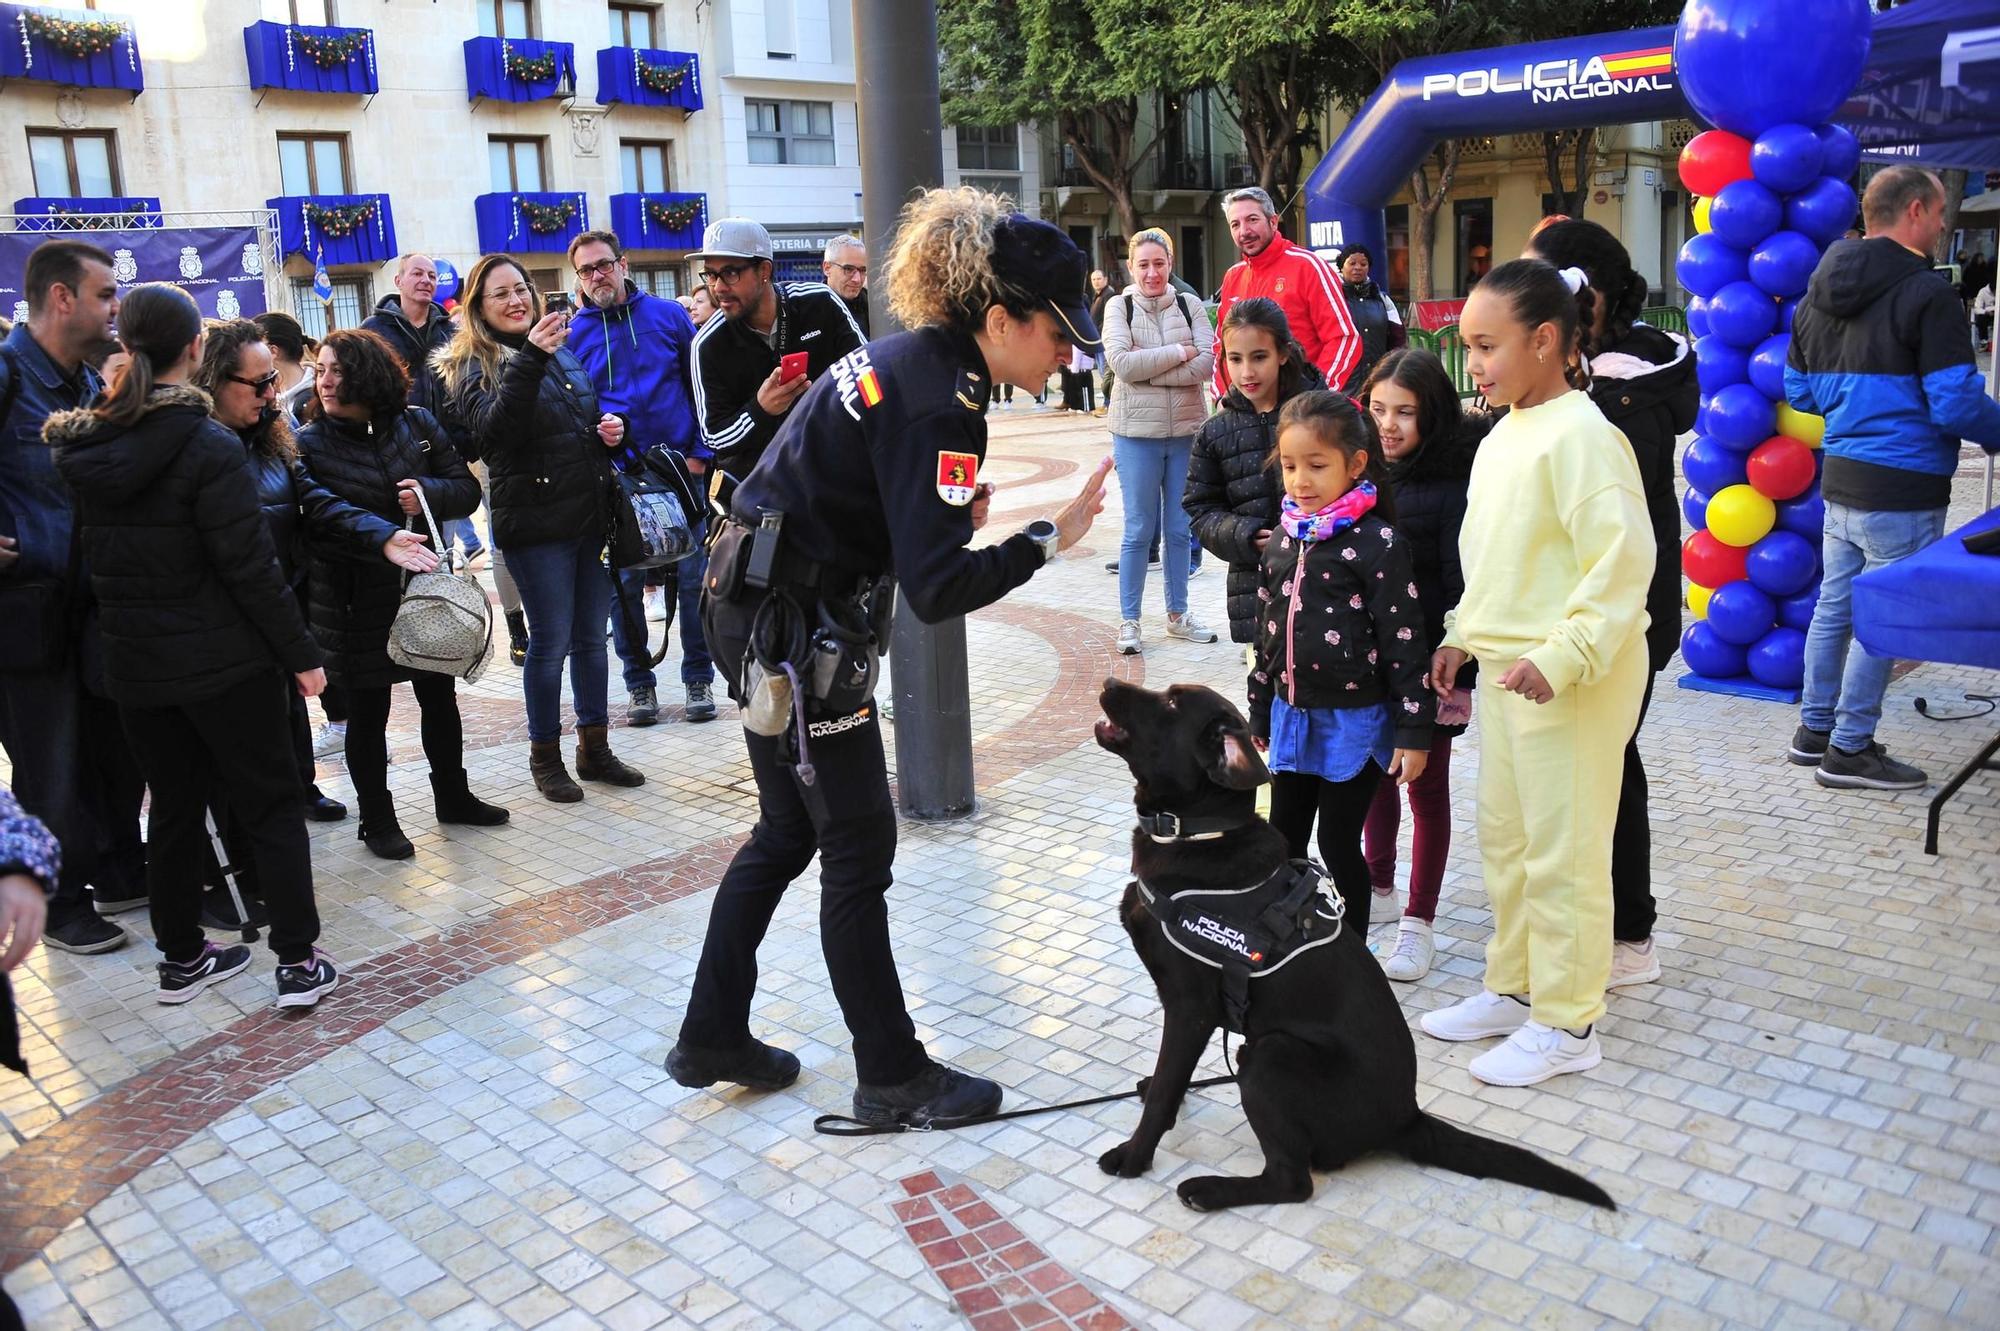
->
[1103, 228, 1216, 655]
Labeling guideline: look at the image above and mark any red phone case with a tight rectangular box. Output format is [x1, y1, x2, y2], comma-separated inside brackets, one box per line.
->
[780, 352, 808, 383]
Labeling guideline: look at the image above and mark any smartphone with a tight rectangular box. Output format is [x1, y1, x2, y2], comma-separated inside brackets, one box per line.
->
[779, 351, 809, 384]
[545, 291, 572, 317]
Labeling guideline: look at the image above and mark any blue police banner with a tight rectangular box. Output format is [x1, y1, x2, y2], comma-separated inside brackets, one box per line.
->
[0, 225, 268, 325]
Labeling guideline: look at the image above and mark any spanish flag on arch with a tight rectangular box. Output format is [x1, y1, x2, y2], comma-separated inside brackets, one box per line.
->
[1603, 45, 1674, 80]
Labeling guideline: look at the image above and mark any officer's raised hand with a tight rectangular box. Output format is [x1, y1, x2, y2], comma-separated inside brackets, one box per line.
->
[527, 309, 569, 354]
[1052, 454, 1114, 551]
[755, 363, 809, 416]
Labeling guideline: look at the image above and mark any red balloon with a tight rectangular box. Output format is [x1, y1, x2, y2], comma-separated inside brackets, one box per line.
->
[1680, 130, 1755, 198]
[1746, 435, 1816, 500]
[1684, 529, 1751, 589]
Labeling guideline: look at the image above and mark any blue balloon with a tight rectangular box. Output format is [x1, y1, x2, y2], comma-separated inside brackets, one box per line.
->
[1750, 231, 1821, 300]
[1682, 621, 1749, 678]
[1684, 486, 1711, 532]
[1777, 298, 1799, 333]
[1749, 333, 1791, 400]
[1708, 580, 1778, 645]
[1683, 435, 1750, 494]
[1786, 176, 1859, 245]
[1816, 124, 1860, 181]
[1708, 382, 1778, 450]
[1746, 529, 1819, 596]
[1752, 124, 1825, 195]
[1778, 588, 1820, 632]
[1711, 179, 1785, 249]
[1708, 280, 1779, 349]
[1776, 488, 1824, 537]
[1678, 233, 1752, 299]
[1675, 0, 1872, 138]
[1748, 626, 1808, 689]
[1696, 335, 1752, 393]
[1686, 295, 1711, 340]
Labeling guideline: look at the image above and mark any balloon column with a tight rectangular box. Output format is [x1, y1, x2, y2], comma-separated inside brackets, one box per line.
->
[1671, 0, 1872, 698]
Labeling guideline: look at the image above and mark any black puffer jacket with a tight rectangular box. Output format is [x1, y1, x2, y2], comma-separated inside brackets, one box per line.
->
[240, 420, 396, 592]
[1588, 324, 1697, 672]
[1184, 364, 1327, 644]
[1382, 412, 1491, 727]
[47, 386, 322, 706]
[296, 407, 479, 689]
[1337, 280, 1407, 394]
[446, 341, 613, 550]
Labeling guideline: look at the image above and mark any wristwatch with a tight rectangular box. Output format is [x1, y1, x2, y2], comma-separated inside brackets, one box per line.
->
[1023, 518, 1060, 565]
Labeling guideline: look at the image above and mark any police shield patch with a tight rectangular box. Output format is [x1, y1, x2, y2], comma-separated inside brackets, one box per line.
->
[936, 451, 978, 505]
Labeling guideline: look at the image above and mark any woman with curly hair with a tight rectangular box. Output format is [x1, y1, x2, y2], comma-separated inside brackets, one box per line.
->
[297, 328, 505, 860]
[666, 188, 1112, 1129]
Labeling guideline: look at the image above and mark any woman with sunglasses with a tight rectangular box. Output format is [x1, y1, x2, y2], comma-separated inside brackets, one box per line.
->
[297, 329, 507, 860]
[435, 255, 644, 803]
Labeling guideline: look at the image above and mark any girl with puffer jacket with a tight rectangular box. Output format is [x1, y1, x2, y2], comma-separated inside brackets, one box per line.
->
[437, 255, 643, 806]
[1184, 297, 1325, 646]
[297, 328, 506, 861]
[1358, 348, 1492, 981]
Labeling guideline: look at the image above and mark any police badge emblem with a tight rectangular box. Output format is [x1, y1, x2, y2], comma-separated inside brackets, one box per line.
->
[178, 247, 203, 280]
[216, 290, 241, 319]
[936, 451, 978, 506]
[241, 242, 264, 277]
[112, 248, 137, 283]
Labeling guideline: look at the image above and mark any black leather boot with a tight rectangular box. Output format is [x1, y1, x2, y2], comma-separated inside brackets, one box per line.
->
[356, 793, 415, 860]
[505, 610, 529, 668]
[431, 770, 509, 826]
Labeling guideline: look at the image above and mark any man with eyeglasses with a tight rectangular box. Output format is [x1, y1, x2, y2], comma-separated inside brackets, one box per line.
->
[688, 217, 864, 484]
[821, 233, 870, 339]
[565, 229, 716, 726]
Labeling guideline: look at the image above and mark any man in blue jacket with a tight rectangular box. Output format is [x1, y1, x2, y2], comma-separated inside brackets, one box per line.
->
[1785, 166, 2000, 790]
[566, 230, 716, 725]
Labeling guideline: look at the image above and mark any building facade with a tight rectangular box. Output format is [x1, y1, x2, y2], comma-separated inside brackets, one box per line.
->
[1, 0, 1035, 332]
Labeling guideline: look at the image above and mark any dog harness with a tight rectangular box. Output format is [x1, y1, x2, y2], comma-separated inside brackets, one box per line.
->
[1133, 858, 1346, 1034]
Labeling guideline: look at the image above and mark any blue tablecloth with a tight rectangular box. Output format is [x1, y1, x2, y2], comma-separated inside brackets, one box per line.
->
[1854, 506, 2000, 670]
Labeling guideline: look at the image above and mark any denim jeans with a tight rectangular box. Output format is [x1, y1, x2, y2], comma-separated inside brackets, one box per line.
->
[503, 535, 614, 742]
[1112, 433, 1193, 620]
[610, 548, 714, 692]
[444, 516, 484, 559]
[1801, 501, 1948, 752]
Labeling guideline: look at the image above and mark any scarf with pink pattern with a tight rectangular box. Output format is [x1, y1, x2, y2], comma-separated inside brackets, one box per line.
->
[1279, 481, 1377, 543]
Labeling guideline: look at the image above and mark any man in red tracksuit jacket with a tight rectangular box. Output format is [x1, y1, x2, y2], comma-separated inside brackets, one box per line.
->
[1210, 186, 1363, 399]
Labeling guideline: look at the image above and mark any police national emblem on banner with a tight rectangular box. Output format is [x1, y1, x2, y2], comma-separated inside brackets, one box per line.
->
[936, 451, 978, 506]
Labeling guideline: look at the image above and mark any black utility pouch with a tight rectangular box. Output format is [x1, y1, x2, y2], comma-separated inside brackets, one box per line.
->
[704, 521, 754, 604]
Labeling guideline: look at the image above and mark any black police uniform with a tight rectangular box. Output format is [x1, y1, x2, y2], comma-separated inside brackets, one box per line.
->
[679, 323, 1050, 1087]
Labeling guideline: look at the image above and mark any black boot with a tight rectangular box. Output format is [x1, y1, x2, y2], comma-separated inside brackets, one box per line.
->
[505, 610, 529, 668]
[356, 793, 415, 860]
[431, 770, 510, 826]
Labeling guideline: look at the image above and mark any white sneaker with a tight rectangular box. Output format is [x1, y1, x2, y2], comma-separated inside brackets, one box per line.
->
[644, 586, 667, 623]
[1117, 619, 1142, 655]
[312, 723, 346, 759]
[1188, 562, 1208, 580]
[1607, 937, 1662, 988]
[1165, 613, 1218, 643]
[1469, 1021, 1601, 1086]
[1420, 990, 1529, 1043]
[1381, 919, 1434, 983]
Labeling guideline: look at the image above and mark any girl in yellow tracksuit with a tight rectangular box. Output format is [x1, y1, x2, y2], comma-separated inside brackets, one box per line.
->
[1418, 259, 1655, 1088]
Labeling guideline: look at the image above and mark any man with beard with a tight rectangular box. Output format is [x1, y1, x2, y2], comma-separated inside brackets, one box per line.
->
[1208, 187, 1361, 400]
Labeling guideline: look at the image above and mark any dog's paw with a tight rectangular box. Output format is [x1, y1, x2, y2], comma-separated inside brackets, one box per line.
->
[1098, 1140, 1154, 1178]
[1176, 1176, 1226, 1212]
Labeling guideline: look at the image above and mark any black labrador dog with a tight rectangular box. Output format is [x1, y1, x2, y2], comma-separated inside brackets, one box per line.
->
[1095, 678, 1614, 1213]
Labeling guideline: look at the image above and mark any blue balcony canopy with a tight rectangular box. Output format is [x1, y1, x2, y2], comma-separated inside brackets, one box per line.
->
[267, 193, 398, 266]
[594, 47, 702, 113]
[474, 192, 588, 255]
[0, 3, 142, 93]
[12, 196, 161, 230]
[463, 35, 575, 102]
[244, 21, 378, 95]
[608, 193, 706, 250]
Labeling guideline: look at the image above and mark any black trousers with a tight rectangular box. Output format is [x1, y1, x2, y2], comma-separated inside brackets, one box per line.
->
[679, 596, 926, 1085]
[120, 671, 320, 966]
[0, 666, 144, 926]
[1610, 673, 1657, 943]
[340, 673, 463, 805]
[1268, 762, 1383, 936]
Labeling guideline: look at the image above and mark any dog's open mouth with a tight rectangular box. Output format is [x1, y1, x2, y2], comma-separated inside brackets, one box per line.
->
[1094, 718, 1129, 749]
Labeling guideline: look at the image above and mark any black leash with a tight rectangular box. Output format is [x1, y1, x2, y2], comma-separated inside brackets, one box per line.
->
[813, 1072, 1240, 1137]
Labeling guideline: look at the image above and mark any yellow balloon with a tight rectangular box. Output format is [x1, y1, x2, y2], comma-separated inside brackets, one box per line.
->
[1706, 483, 1777, 548]
[1776, 403, 1825, 449]
[1688, 582, 1713, 619]
[1692, 196, 1713, 235]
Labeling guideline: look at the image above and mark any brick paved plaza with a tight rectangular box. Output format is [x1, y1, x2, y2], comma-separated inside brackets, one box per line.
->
[2, 408, 1997, 1331]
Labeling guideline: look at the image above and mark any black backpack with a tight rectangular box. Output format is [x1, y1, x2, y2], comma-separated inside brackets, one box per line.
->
[1124, 292, 1198, 336]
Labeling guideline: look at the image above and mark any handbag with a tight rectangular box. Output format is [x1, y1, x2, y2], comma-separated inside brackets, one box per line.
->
[608, 448, 701, 571]
[386, 483, 493, 683]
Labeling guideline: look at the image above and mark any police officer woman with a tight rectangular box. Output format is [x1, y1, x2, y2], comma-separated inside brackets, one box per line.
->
[666, 188, 1113, 1127]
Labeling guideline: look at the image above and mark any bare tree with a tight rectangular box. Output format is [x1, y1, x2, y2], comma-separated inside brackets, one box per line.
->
[1408, 140, 1461, 302]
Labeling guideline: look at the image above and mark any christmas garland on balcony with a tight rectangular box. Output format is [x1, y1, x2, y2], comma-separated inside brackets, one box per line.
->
[291, 28, 370, 69]
[644, 198, 702, 233]
[520, 197, 577, 235]
[634, 54, 691, 97]
[504, 44, 558, 84]
[20, 11, 129, 62]
[305, 200, 377, 240]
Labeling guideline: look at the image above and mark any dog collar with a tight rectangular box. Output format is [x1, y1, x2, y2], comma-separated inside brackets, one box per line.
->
[1135, 810, 1254, 843]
